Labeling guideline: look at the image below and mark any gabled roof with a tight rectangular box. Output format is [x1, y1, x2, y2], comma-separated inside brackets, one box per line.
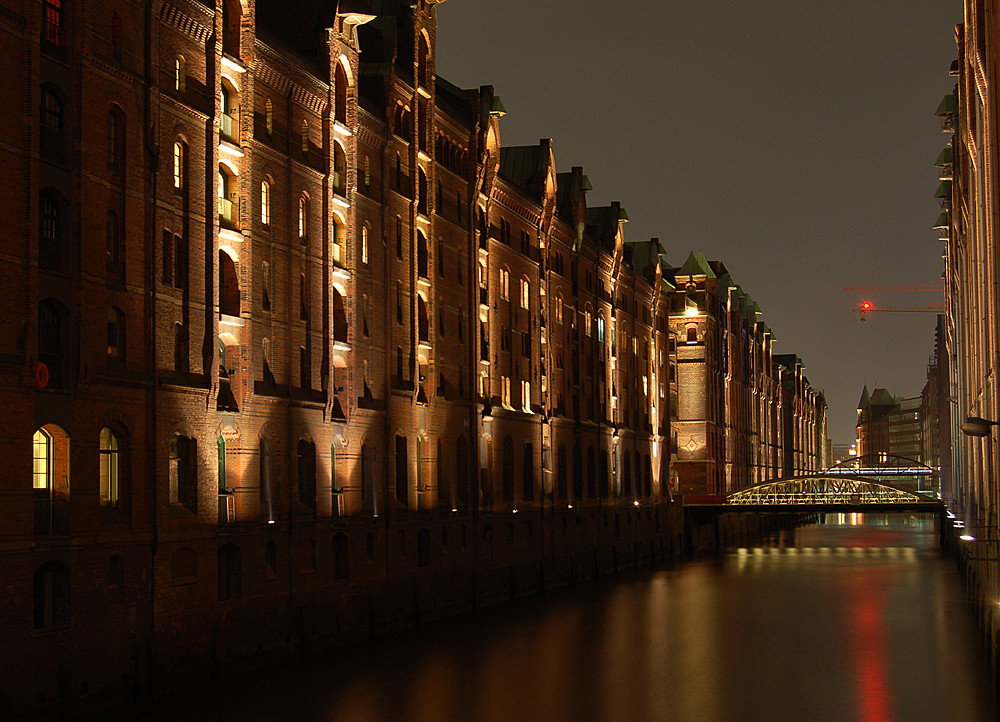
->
[869, 387, 896, 407]
[499, 144, 547, 197]
[626, 239, 665, 282]
[676, 251, 716, 279]
[858, 385, 870, 410]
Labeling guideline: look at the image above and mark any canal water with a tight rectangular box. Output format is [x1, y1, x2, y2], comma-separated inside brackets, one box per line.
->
[151, 514, 996, 721]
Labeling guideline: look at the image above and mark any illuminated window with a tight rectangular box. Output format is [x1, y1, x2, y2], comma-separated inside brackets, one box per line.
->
[502, 376, 511, 408]
[265, 98, 273, 134]
[260, 181, 270, 225]
[173, 142, 184, 190]
[99, 427, 119, 507]
[298, 197, 306, 239]
[585, 311, 592, 337]
[597, 316, 605, 343]
[555, 296, 563, 324]
[301, 119, 309, 154]
[361, 226, 369, 264]
[500, 268, 509, 299]
[521, 380, 531, 412]
[33, 429, 51, 490]
[520, 279, 529, 309]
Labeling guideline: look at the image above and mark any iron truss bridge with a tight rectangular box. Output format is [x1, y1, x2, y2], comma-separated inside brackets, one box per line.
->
[686, 474, 944, 514]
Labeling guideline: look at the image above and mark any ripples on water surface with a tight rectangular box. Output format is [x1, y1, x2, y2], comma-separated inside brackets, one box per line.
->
[153, 515, 996, 722]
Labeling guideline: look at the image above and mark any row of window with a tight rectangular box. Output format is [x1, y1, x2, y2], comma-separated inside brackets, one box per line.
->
[32, 425, 122, 515]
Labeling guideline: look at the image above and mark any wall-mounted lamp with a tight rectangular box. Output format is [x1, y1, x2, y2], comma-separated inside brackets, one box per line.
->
[961, 416, 1000, 437]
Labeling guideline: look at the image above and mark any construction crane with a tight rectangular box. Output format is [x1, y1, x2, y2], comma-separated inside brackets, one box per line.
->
[843, 285, 944, 323]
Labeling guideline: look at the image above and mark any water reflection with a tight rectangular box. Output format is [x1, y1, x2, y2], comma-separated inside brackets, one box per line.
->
[151, 515, 995, 722]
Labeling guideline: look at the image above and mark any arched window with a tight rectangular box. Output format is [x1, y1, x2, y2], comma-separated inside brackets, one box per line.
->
[555, 296, 563, 324]
[298, 197, 307, 240]
[175, 56, 186, 93]
[417, 296, 429, 342]
[300, 119, 309, 155]
[40, 87, 64, 161]
[260, 180, 270, 225]
[173, 142, 184, 190]
[333, 142, 346, 195]
[107, 109, 124, 172]
[99, 427, 119, 507]
[500, 268, 509, 299]
[218, 165, 237, 228]
[332, 216, 345, 265]
[39, 191, 61, 271]
[217, 435, 227, 493]
[520, 278, 530, 309]
[220, 82, 238, 143]
[169, 434, 195, 508]
[396, 281, 403, 325]
[333, 287, 347, 342]
[105, 211, 120, 270]
[219, 250, 239, 317]
[360, 225, 369, 264]
[334, 62, 348, 125]
[417, 232, 428, 278]
[106, 306, 124, 358]
[33, 425, 70, 535]
[597, 316, 605, 343]
[686, 326, 697, 343]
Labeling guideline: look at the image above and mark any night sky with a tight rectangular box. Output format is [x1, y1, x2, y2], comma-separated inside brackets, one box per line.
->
[434, 0, 962, 445]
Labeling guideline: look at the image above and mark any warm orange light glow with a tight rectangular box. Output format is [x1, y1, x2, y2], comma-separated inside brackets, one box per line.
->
[860, 301, 872, 311]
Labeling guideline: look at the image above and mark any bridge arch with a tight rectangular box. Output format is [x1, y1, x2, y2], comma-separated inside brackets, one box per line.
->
[726, 474, 929, 506]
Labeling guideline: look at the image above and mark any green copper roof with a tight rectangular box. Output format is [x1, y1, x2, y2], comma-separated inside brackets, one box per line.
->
[935, 93, 957, 117]
[677, 251, 716, 279]
[933, 212, 950, 230]
[490, 96, 506, 116]
[933, 146, 953, 167]
[934, 181, 952, 199]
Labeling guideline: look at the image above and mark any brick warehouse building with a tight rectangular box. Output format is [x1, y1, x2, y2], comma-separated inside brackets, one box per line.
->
[0, 0, 827, 711]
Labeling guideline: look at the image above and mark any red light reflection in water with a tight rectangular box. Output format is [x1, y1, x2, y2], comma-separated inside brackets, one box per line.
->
[849, 567, 892, 722]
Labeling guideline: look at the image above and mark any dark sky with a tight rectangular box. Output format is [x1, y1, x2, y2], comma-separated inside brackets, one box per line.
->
[434, 0, 962, 446]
